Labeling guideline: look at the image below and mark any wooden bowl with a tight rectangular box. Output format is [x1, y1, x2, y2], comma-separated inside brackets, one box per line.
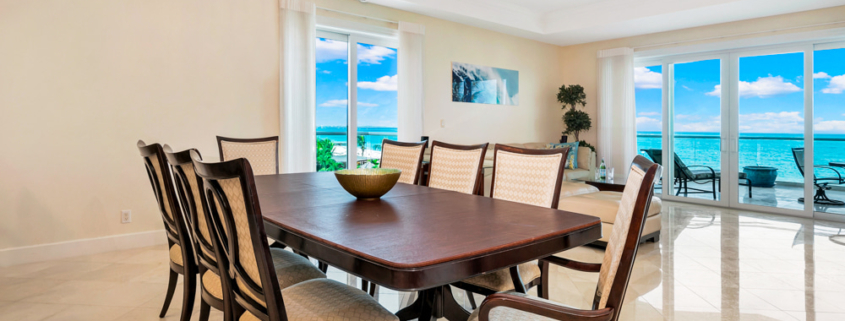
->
[334, 168, 402, 200]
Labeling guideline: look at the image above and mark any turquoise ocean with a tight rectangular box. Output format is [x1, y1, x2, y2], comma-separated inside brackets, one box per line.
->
[317, 126, 397, 151]
[637, 131, 845, 183]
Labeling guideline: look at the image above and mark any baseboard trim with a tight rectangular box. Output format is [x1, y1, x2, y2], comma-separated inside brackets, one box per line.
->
[0, 230, 167, 267]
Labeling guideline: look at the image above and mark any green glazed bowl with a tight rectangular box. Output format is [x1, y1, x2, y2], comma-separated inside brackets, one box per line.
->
[334, 168, 402, 200]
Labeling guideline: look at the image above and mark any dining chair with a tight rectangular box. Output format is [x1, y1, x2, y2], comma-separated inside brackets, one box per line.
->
[470, 155, 661, 321]
[136, 141, 197, 321]
[216, 136, 279, 175]
[426, 141, 489, 195]
[380, 139, 427, 185]
[452, 144, 570, 308]
[167, 146, 328, 321]
[191, 153, 398, 321]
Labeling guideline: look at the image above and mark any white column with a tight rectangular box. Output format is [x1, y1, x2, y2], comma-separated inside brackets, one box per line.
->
[279, 0, 316, 173]
[397, 22, 425, 142]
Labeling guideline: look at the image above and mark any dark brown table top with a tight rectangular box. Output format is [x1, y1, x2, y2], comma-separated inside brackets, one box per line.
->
[256, 172, 601, 290]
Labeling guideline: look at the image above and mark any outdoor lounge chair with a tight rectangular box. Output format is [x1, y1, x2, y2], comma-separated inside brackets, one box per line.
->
[791, 148, 845, 206]
[641, 149, 752, 200]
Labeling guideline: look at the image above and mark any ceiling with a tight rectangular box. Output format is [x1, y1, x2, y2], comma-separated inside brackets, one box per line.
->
[364, 0, 845, 46]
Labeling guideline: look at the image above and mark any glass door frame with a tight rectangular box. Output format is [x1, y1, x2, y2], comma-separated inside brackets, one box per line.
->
[316, 25, 398, 169]
[811, 41, 845, 222]
[726, 44, 814, 218]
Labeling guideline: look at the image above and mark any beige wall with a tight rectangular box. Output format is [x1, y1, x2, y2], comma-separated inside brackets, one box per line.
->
[0, 0, 563, 250]
[559, 5, 845, 146]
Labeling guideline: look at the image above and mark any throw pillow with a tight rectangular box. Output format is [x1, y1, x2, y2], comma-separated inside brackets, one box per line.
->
[547, 142, 579, 169]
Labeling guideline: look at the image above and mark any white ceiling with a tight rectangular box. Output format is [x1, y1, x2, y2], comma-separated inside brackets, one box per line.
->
[365, 0, 845, 46]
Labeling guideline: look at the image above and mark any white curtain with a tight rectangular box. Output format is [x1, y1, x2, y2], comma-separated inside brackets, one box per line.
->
[597, 47, 636, 175]
[279, 0, 316, 173]
[397, 22, 425, 142]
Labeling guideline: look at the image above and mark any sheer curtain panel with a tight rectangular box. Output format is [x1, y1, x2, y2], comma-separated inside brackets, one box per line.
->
[397, 22, 425, 142]
[597, 47, 636, 176]
[279, 0, 316, 173]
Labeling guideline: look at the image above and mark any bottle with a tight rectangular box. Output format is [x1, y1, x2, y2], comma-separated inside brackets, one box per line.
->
[599, 158, 606, 180]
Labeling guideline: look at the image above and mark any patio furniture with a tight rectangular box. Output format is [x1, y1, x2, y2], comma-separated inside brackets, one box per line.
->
[641, 149, 752, 199]
[791, 148, 845, 206]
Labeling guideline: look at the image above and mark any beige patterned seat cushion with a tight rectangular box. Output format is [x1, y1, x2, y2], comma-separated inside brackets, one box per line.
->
[220, 140, 277, 176]
[236, 248, 327, 307]
[492, 151, 563, 208]
[239, 278, 398, 321]
[428, 145, 484, 194]
[202, 272, 224, 300]
[381, 143, 424, 184]
[467, 291, 575, 321]
[461, 262, 541, 292]
[169, 245, 183, 266]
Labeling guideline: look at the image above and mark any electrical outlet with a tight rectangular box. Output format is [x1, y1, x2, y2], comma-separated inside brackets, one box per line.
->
[121, 210, 132, 224]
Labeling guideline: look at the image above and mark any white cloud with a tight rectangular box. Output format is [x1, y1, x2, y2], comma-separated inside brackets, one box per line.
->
[675, 118, 721, 132]
[358, 75, 397, 91]
[814, 72, 831, 79]
[682, 85, 693, 91]
[634, 67, 662, 89]
[357, 44, 395, 64]
[321, 70, 331, 74]
[706, 76, 801, 98]
[638, 111, 660, 116]
[319, 99, 378, 107]
[636, 117, 661, 131]
[814, 119, 845, 133]
[738, 111, 803, 133]
[821, 75, 845, 94]
[316, 38, 347, 63]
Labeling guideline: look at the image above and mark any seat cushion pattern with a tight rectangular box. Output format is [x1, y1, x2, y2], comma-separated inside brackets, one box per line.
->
[202, 272, 223, 300]
[281, 279, 398, 321]
[169, 244, 183, 266]
[236, 248, 327, 307]
[468, 291, 573, 321]
[381, 143, 424, 184]
[461, 262, 541, 292]
[220, 140, 277, 176]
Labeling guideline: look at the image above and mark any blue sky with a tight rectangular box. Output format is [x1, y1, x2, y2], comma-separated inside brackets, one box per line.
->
[635, 48, 845, 134]
[316, 38, 398, 129]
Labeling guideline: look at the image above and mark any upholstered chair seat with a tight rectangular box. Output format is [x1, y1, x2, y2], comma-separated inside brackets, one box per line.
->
[169, 244, 184, 266]
[200, 248, 326, 302]
[461, 262, 541, 292]
[468, 291, 570, 321]
[380, 139, 427, 185]
[239, 279, 397, 321]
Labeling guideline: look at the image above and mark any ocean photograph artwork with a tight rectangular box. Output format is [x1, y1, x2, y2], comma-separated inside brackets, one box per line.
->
[452, 62, 519, 105]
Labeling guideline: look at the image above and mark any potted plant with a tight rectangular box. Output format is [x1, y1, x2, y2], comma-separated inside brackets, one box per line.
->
[557, 84, 591, 144]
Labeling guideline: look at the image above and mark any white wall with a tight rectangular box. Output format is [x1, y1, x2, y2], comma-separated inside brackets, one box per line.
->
[0, 0, 563, 252]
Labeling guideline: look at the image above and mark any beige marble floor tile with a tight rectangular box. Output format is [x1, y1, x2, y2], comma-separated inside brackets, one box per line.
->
[0, 277, 69, 302]
[42, 305, 129, 321]
[0, 302, 71, 321]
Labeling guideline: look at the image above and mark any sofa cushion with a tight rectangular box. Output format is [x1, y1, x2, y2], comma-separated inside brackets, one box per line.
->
[557, 192, 662, 223]
[548, 142, 579, 169]
[576, 146, 592, 170]
[559, 181, 599, 198]
[563, 168, 590, 181]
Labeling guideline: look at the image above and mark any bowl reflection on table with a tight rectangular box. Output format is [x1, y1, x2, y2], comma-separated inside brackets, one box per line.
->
[334, 168, 402, 200]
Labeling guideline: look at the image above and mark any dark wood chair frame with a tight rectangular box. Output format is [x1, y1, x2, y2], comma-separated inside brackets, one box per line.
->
[792, 147, 845, 205]
[193, 153, 293, 321]
[216, 136, 280, 175]
[136, 141, 198, 321]
[451, 144, 571, 309]
[478, 155, 661, 321]
[380, 139, 427, 185]
[425, 140, 489, 196]
[164, 146, 233, 321]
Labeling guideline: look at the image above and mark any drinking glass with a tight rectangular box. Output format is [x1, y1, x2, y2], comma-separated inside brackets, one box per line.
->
[609, 167, 615, 182]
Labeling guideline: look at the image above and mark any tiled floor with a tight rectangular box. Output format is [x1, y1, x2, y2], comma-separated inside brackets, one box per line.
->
[2, 201, 845, 320]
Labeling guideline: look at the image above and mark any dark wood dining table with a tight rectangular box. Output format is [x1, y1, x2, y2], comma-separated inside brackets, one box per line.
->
[255, 172, 602, 321]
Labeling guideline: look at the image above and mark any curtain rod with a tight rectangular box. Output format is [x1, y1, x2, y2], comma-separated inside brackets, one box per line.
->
[633, 20, 845, 50]
[317, 7, 399, 24]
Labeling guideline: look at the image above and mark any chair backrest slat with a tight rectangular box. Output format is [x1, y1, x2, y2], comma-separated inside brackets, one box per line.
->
[489, 144, 569, 209]
[193, 154, 288, 321]
[380, 139, 427, 185]
[427, 141, 488, 195]
[217, 136, 280, 176]
[591, 155, 661, 321]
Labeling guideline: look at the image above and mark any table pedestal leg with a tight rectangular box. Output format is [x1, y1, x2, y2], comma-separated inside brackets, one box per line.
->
[395, 286, 470, 321]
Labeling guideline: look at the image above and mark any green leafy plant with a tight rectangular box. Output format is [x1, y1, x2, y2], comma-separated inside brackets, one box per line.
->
[357, 135, 366, 154]
[577, 140, 596, 152]
[316, 138, 344, 172]
[557, 84, 591, 141]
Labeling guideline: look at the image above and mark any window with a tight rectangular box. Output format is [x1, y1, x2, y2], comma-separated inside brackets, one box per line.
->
[315, 31, 398, 171]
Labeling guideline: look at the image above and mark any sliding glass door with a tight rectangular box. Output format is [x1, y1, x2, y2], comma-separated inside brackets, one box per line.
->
[733, 51, 805, 212]
[315, 31, 398, 171]
[813, 44, 845, 216]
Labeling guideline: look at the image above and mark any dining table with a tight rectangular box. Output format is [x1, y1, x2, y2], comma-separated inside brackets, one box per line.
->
[255, 172, 602, 321]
